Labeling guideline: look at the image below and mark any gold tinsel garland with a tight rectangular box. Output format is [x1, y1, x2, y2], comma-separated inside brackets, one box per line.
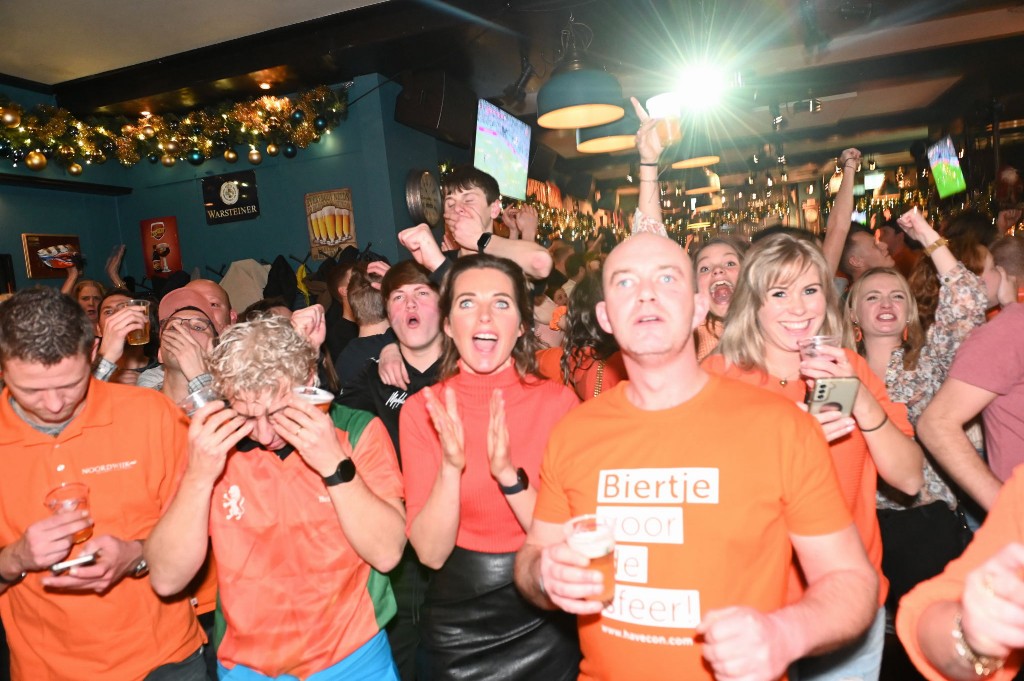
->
[0, 84, 348, 173]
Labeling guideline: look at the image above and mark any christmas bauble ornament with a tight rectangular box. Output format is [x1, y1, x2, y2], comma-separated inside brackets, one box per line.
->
[266, 144, 279, 157]
[248, 149, 263, 165]
[290, 110, 305, 125]
[25, 151, 47, 171]
[142, 125, 155, 138]
[148, 153, 160, 164]
[313, 116, 328, 132]
[164, 140, 179, 155]
[161, 154, 176, 167]
[187, 149, 204, 166]
[58, 145, 75, 160]
[223, 148, 238, 163]
[282, 143, 298, 158]
[68, 163, 83, 176]
[1, 109, 21, 128]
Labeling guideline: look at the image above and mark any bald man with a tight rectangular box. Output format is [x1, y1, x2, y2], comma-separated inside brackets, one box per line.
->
[514, 234, 877, 681]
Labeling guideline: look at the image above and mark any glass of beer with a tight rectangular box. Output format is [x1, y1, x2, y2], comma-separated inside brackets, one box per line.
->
[564, 514, 615, 602]
[293, 386, 334, 413]
[124, 299, 152, 345]
[45, 482, 92, 544]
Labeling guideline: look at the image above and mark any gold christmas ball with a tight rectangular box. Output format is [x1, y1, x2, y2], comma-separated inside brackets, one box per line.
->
[223, 148, 238, 163]
[248, 149, 263, 165]
[266, 144, 279, 157]
[25, 151, 47, 171]
[68, 163, 83, 176]
[164, 140, 179, 154]
[121, 124, 134, 136]
[58, 145, 75, 160]
[1, 109, 21, 128]
[161, 154, 177, 167]
[142, 125, 155, 138]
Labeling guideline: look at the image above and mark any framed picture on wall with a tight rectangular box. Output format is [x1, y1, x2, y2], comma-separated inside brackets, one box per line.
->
[21, 234, 81, 280]
[304, 189, 357, 261]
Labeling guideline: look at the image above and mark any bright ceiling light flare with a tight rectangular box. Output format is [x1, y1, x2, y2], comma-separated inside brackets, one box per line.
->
[676, 62, 730, 112]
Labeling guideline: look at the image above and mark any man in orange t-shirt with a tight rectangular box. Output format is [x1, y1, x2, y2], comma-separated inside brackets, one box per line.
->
[0, 287, 204, 681]
[145, 315, 406, 680]
[515, 232, 879, 681]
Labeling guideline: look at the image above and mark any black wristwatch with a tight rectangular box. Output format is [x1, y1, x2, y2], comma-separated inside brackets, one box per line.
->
[0, 568, 26, 585]
[323, 458, 357, 487]
[499, 467, 529, 495]
[477, 232, 493, 253]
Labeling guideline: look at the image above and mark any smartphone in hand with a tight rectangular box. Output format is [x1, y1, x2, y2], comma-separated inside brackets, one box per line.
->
[51, 552, 98, 575]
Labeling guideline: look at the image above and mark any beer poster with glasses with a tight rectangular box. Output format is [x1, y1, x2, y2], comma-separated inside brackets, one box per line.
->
[139, 216, 183, 277]
[21, 233, 82, 279]
[304, 189, 357, 260]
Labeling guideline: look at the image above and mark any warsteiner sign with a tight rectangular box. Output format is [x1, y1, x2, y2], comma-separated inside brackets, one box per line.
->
[202, 171, 260, 225]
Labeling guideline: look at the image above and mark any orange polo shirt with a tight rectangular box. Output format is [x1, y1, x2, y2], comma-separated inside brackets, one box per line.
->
[211, 416, 403, 678]
[0, 379, 203, 681]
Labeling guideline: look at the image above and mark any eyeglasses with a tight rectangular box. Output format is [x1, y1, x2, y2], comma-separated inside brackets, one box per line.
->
[160, 317, 214, 333]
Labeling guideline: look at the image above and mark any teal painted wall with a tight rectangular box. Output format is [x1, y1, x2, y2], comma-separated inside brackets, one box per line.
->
[0, 74, 471, 301]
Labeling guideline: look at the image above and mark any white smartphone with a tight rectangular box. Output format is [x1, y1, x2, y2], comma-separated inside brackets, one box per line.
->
[50, 552, 98, 574]
[805, 377, 860, 417]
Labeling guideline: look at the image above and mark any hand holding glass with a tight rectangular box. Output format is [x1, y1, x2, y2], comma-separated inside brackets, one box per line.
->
[564, 514, 615, 602]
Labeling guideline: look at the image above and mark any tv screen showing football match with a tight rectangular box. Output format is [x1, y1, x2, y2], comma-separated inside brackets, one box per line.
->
[473, 99, 530, 201]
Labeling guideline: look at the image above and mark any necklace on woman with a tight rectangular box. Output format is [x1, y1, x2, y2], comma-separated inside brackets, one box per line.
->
[776, 370, 800, 387]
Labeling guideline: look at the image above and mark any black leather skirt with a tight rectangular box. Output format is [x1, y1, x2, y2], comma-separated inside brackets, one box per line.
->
[419, 546, 580, 681]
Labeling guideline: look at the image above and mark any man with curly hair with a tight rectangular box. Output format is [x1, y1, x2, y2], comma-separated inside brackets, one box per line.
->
[145, 314, 406, 680]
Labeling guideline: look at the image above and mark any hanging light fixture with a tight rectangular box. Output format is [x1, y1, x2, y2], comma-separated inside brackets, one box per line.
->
[683, 167, 720, 196]
[671, 127, 720, 169]
[536, 16, 624, 129]
[576, 100, 640, 153]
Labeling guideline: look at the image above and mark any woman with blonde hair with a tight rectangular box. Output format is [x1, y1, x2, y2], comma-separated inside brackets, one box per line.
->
[704, 231, 923, 681]
[847, 209, 990, 629]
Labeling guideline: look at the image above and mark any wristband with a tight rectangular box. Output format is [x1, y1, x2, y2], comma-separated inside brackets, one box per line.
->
[923, 237, 949, 256]
[860, 413, 888, 433]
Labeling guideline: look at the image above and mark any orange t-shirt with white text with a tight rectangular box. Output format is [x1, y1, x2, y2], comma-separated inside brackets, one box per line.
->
[534, 376, 851, 681]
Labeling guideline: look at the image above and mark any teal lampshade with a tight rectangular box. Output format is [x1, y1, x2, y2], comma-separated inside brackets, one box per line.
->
[684, 167, 720, 196]
[576, 101, 639, 153]
[671, 128, 720, 169]
[537, 66, 624, 130]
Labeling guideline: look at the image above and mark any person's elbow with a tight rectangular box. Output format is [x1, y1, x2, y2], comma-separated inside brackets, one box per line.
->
[371, 534, 407, 574]
[525, 250, 553, 280]
[148, 568, 190, 598]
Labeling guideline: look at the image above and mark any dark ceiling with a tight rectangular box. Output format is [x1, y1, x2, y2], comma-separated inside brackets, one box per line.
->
[5, 0, 1024, 196]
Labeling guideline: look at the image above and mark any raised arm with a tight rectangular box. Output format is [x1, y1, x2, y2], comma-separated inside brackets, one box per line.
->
[147, 402, 252, 596]
[632, 97, 666, 225]
[822, 148, 861, 276]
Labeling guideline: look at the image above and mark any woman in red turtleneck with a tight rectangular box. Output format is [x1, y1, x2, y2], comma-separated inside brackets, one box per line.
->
[400, 254, 580, 680]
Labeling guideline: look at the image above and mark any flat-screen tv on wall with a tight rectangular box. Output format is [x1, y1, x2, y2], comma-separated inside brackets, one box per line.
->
[473, 99, 530, 201]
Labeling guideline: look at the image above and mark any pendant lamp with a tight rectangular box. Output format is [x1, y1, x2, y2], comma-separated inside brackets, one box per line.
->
[537, 18, 624, 130]
[576, 100, 639, 153]
[671, 127, 720, 169]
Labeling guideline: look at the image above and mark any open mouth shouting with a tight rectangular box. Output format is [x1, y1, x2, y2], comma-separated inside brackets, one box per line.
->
[709, 280, 734, 306]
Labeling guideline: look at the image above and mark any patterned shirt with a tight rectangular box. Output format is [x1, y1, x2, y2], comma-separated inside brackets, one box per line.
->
[877, 262, 989, 510]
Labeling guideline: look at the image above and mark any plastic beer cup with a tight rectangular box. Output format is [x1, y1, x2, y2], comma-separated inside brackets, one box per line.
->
[565, 514, 615, 602]
[45, 482, 92, 544]
[124, 299, 151, 346]
[293, 386, 334, 412]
